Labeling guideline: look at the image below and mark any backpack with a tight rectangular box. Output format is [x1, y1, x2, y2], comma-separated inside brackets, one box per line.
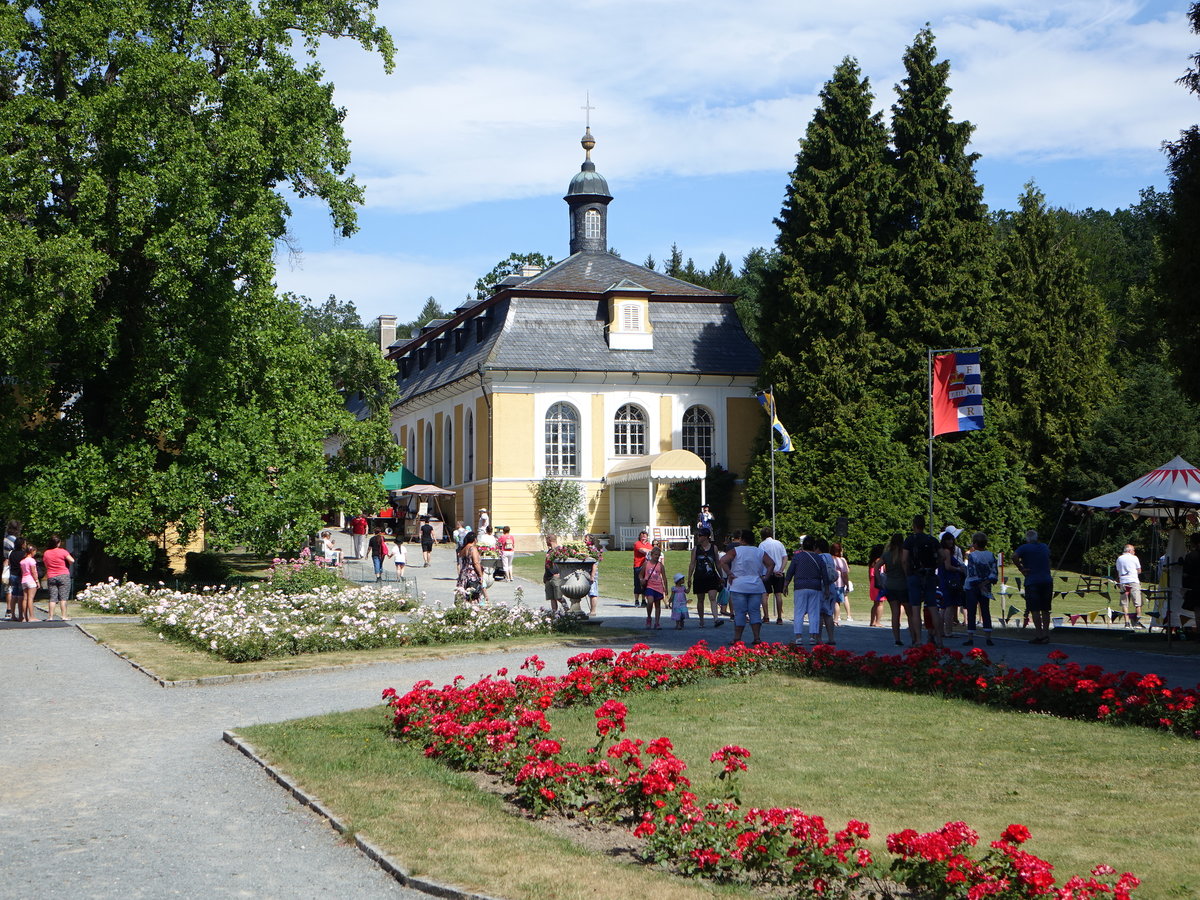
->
[912, 535, 939, 575]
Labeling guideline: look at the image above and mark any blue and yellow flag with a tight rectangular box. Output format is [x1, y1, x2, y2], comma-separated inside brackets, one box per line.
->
[756, 391, 793, 452]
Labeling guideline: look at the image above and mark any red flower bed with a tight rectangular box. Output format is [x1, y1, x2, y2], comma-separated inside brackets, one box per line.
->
[382, 642, 1148, 896]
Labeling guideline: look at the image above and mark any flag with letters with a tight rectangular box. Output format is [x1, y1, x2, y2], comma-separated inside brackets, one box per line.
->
[756, 390, 793, 452]
[932, 350, 984, 437]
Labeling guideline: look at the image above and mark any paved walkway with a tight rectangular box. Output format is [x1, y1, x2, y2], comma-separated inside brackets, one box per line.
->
[2, 540, 1196, 898]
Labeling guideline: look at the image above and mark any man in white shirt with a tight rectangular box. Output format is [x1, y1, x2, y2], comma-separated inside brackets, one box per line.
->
[1116, 544, 1143, 627]
[758, 526, 788, 625]
[477, 508, 490, 535]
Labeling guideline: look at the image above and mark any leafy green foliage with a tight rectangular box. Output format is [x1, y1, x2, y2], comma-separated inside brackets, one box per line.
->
[666, 465, 739, 535]
[0, 1, 395, 566]
[475, 252, 556, 299]
[744, 401, 925, 560]
[530, 478, 585, 537]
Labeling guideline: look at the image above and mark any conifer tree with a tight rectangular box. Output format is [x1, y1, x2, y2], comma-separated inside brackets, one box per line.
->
[1162, 3, 1200, 399]
[759, 56, 892, 433]
[885, 27, 995, 429]
[992, 184, 1113, 509]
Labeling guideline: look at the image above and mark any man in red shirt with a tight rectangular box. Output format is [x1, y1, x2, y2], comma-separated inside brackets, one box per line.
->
[350, 513, 369, 559]
[632, 530, 653, 609]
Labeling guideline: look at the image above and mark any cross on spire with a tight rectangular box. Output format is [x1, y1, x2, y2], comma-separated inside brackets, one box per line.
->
[581, 92, 595, 129]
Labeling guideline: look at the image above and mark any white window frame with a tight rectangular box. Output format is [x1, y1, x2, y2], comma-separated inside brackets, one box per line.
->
[682, 405, 715, 467]
[584, 208, 601, 239]
[545, 401, 580, 477]
[613, 403, 648, 457]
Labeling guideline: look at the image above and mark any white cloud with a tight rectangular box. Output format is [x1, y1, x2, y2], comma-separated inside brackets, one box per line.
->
[309, 0, 1195, 214]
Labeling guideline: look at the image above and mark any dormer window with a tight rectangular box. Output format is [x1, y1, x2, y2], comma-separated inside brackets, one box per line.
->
[606, 284, 653, 350]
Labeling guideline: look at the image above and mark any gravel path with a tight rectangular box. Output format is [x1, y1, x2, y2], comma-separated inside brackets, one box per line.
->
[2, 540, 1196, 898]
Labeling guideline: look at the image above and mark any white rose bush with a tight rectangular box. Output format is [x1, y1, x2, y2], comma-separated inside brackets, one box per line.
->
[77, 580, 582, 662]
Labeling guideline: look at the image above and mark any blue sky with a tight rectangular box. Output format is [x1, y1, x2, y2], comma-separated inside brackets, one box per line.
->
[274, 1, 1200, 326]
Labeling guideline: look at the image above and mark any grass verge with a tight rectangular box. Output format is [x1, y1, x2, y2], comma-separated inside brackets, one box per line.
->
[83, 622, 638, 683]
[246, 672, 1199, 899]
[237, 709, 748, 900]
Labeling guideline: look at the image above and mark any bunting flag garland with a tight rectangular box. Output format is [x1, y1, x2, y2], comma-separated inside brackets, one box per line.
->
[755, 391, 793, 452]
[931, 349, 984, 437]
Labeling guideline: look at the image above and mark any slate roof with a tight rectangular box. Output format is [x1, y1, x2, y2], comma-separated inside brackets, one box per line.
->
[388, 250, 760, 405]
[518, 252, 723, 296]
[491, 296, 759, 376]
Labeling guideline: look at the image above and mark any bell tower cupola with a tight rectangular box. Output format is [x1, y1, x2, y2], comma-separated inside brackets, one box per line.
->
[565, 126, 612, 255]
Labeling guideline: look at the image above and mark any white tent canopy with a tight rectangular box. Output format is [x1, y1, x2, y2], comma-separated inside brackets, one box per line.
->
[1070, 456, 1200, 628]
[1070, 456, 1200, 521]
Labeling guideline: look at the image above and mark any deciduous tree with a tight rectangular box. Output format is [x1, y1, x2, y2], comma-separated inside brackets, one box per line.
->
[0, 1, 395, 565]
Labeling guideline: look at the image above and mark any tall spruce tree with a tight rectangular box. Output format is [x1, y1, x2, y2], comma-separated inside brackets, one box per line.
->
[759, 56, 892, 433]
[992, 184, 1114, 511]
[746, 58, 922, 553]
[885, 27, 995, 429]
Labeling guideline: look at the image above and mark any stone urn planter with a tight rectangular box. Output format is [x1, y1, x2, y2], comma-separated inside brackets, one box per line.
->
[480, 556, 500, 587]
[557, 558, 596, 615]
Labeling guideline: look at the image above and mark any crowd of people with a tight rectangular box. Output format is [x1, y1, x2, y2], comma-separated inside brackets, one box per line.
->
[3, 520, 75, 623]
[616, 514, 1063, 650]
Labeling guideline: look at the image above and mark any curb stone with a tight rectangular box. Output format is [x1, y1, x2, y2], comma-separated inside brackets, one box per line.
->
[222, 731, 508, 900]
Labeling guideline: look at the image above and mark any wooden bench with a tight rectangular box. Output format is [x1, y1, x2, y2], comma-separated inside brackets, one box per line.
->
[617, 526, 695, 551]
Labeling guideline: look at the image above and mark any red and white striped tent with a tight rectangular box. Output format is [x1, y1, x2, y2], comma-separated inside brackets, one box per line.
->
[1071, 456, 1200, 522]
[1071, 457, 1200, 628]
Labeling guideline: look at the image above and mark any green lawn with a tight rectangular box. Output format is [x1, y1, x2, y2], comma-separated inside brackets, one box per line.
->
[83, 622, 636, 683]
[241, 671, 1199, 899]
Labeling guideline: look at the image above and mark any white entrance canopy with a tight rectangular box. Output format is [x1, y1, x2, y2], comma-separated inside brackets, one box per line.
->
[607, 450, 707, 546]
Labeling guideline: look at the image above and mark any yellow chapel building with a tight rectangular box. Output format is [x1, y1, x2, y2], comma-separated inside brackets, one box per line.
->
[382, 131, 763, 549]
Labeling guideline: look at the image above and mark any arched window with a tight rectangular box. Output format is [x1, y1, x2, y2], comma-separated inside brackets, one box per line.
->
[614, 403, 647, 456]
[682, 406, 715, 466]
[584, 208, 601, 239]
[545, 402, 579, 477]
[464, 409, 475, 482]
[443, 418, 453, 485]
[424, 421, 434, 481]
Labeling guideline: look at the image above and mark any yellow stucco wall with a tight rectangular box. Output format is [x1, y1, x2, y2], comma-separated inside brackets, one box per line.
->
[658, 395, 672, 453]
[493, 393, 533, 478]
[726, 396, 760, 478]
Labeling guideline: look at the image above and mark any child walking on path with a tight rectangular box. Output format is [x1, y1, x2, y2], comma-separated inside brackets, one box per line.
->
[670, 573, 690, 629]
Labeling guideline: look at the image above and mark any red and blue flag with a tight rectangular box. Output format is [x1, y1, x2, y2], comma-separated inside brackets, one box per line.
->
[932, 350, 984, 437]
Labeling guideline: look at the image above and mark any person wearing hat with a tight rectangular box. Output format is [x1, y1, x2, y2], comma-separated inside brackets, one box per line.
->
[670, 572, 690, 629]
[697, 504, 714, 532]
[477, 508, 489, 535]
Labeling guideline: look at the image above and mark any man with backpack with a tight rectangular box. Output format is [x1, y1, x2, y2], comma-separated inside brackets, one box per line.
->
[903, 515, 940, 631]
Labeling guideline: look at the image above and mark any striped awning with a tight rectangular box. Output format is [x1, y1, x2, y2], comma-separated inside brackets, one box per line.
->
[606, 449, 707, 486]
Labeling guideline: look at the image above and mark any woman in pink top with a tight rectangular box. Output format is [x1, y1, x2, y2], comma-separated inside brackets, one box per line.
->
[42, 535, 75, 621]
[642, 545, 667, 629]
[19, 545, 39, 624]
